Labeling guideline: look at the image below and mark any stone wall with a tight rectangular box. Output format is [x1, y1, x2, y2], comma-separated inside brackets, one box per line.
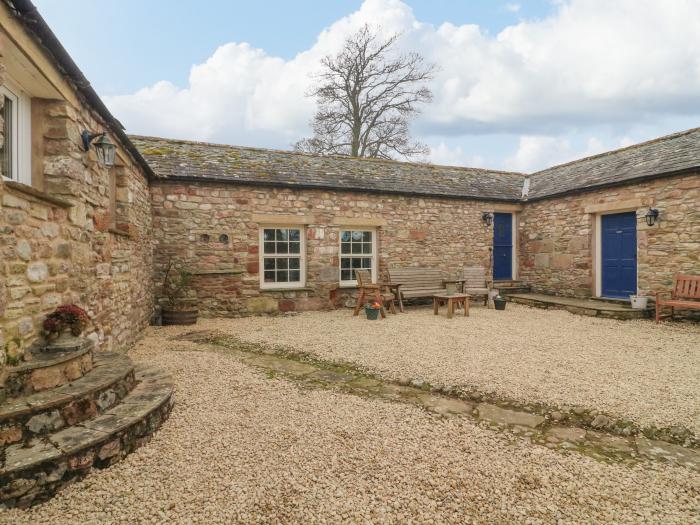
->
[0, 98, 154, 367]
[519, 172, 700, 297]
[151, 181, 494, 315]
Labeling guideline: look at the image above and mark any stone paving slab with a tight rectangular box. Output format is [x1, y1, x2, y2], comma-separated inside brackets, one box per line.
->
[506, 293, 647, 319]
[476, 403, 546, 428]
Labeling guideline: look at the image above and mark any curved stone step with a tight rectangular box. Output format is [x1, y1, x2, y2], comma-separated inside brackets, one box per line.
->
[0, 353, 136, 447]
[3, 344, 94, 400]
[0, 364, 174, 508]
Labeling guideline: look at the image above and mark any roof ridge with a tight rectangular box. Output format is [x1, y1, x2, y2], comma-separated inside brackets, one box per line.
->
[128, 134, 527, 176]
[530, 126, 700, 176]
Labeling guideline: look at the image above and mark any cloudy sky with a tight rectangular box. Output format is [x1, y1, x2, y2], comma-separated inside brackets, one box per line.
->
[35, 0, 700, 172]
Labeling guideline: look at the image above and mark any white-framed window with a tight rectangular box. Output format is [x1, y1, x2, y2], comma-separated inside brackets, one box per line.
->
[339, 229, 377, 285]
[259, 226, 306, 289]
[1, 79, 31, 185]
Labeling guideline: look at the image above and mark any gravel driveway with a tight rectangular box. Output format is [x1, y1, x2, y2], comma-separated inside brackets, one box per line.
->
[200, 304, 700, 434]
[3, 326, 699, 524]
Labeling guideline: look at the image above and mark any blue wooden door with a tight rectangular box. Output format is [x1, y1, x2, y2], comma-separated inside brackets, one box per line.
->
[493, 213, 512, 280]
[601, 212, 637, 298]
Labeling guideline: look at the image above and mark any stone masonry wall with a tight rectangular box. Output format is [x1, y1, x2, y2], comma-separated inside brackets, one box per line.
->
[519, 172, 700, 297]
[0, 98, 154, 368]
[151, 181, 494, 315]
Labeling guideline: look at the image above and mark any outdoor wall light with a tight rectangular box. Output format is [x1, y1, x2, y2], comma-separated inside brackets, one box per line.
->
[81, 130, 116, 167]
[482, 212, 494, 227]
[644, 207, 659, 227]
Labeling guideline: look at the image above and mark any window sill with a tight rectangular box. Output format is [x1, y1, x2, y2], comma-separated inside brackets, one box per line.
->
[260, 286, 314, 292]
[4, 180, 73, 208]
[194, 268, 245, 276]
[109, 227, 132, 238]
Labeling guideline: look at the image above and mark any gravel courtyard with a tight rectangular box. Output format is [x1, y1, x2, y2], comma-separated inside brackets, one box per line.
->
[200, 304, 700, 434]
[3, 326, 699, 524]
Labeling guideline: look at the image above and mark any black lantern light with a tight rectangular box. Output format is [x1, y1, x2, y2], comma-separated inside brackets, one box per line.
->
[644, 207, 659, 227]
[482, 212, 494, 227]
[81, 130, 116, 167]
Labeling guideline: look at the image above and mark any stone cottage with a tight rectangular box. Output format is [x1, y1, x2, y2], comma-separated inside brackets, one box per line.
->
[1, 0, 698, 507]
[132, 131, 700, 316]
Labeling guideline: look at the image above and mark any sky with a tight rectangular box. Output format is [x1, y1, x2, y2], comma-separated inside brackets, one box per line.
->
[34, 0, 700, 172]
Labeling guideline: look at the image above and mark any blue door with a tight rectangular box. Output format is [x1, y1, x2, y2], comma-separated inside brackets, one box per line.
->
[601, 212, 637, 298]
[493, 213, 512, 280]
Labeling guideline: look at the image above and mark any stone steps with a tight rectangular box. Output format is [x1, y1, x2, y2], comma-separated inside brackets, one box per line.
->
[0, 363, 174, 508]
[0, 353, 136, 447]
[506, 293, 649, 320]
[2, 345, 94, 400]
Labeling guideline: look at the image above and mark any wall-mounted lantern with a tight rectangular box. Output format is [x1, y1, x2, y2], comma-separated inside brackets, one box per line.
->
[81, 130, 116, 167]
[482, 212, 494, 227]
[644, 207, 659, 227]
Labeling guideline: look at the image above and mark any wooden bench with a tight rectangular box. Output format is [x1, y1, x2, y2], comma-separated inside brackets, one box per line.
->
[655, 274, 700, 323]
[461, 266, 492, 307]
[388, 267, 457, 312]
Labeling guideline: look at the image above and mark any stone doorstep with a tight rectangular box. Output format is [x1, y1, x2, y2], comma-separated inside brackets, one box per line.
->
[506, 294, 647, 320]
[0, 364, 173, 479]
[0, 353, 135, 428]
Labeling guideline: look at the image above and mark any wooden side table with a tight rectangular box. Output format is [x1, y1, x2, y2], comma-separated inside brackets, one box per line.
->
[433, 293, 469, 318]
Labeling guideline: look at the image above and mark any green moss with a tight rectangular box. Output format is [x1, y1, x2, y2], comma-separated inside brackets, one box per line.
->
[141, 147, 176, 156]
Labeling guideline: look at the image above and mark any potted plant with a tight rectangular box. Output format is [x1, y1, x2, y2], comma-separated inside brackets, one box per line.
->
[364, 301, 382, 320]
[161, 261, 198, 325]
[43, 304, 91, 350]
[493, 294, 507, 310]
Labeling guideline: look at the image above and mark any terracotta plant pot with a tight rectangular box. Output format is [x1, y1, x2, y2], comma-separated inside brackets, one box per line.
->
[162, 308, 199, 325]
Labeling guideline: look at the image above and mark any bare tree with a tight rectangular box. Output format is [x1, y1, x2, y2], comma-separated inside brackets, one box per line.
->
[295, 25, 436, 160]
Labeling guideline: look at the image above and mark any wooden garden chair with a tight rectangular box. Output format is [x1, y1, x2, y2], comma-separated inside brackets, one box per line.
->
[461, 266, 493, 307]
[352, 270, 397, 318]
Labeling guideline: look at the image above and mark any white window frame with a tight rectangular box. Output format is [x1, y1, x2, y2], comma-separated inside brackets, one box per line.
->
[259, 225, 306, 289]
[338, 228, 377, 286]
[1, 78, 31, 185]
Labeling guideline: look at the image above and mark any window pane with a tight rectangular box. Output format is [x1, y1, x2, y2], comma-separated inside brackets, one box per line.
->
[351, 258, 363, 269]
[362, 231, 372, 242]
[277, 271, 288, 282]
[362, 243, 372, 254]
[351, 231, 363, 241]
[289, 241, 300, 254]
[289, 258, 300, 270]
[289, 270, 301, 282]
[341, 242, 351, 254]
[341, 231, 351, 243]
[341, 270, 352, 281]
[264, 258, 275, 270]
[340, 258, 350, 269]
[264, 271, 275, 282]
[263, 229, 275, 241]
[351, 243, 361, 254]
[276, 258, 288, 270]
[276, 229, 288, 241]
[362, 258, 372, 269]
[264, 242, 276, 254]
[276, 242, 288, 254]
[1, 96, 12, 180]
[288, 229, 300, 242]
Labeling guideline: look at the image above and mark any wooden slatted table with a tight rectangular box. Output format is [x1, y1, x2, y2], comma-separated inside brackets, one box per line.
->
[432, 293, 469, 318]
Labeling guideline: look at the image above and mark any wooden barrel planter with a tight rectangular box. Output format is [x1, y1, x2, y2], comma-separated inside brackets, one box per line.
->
[162, 308, 199, 325]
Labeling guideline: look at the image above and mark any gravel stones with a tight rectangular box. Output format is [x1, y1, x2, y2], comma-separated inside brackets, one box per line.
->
[4, 327, 700, 524]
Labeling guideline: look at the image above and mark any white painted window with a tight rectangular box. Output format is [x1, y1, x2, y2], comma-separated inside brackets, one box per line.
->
[339, 229, 377, 285]
[1, 79, 31, 185]
[259, 226, 305, 289]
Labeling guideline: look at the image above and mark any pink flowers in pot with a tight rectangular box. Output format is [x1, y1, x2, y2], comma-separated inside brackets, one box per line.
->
[43, 304, 90, 337]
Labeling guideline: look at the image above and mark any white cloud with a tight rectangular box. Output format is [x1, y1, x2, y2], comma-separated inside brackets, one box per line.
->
[504, 3, 521, 13]
[106, 0, 700, 170]
[428, 142, 484, 167]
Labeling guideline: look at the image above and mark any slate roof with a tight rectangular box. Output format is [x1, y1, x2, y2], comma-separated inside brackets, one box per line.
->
[130, 136, 526, 201]
[527, 127, 700, 199]
[131, 127, 700, 203]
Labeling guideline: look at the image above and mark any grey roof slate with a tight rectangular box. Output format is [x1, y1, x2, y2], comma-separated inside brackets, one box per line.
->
[528, 127, 700, 199]
[131, 127, 700, 203]
[129, 136, 526, 201]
